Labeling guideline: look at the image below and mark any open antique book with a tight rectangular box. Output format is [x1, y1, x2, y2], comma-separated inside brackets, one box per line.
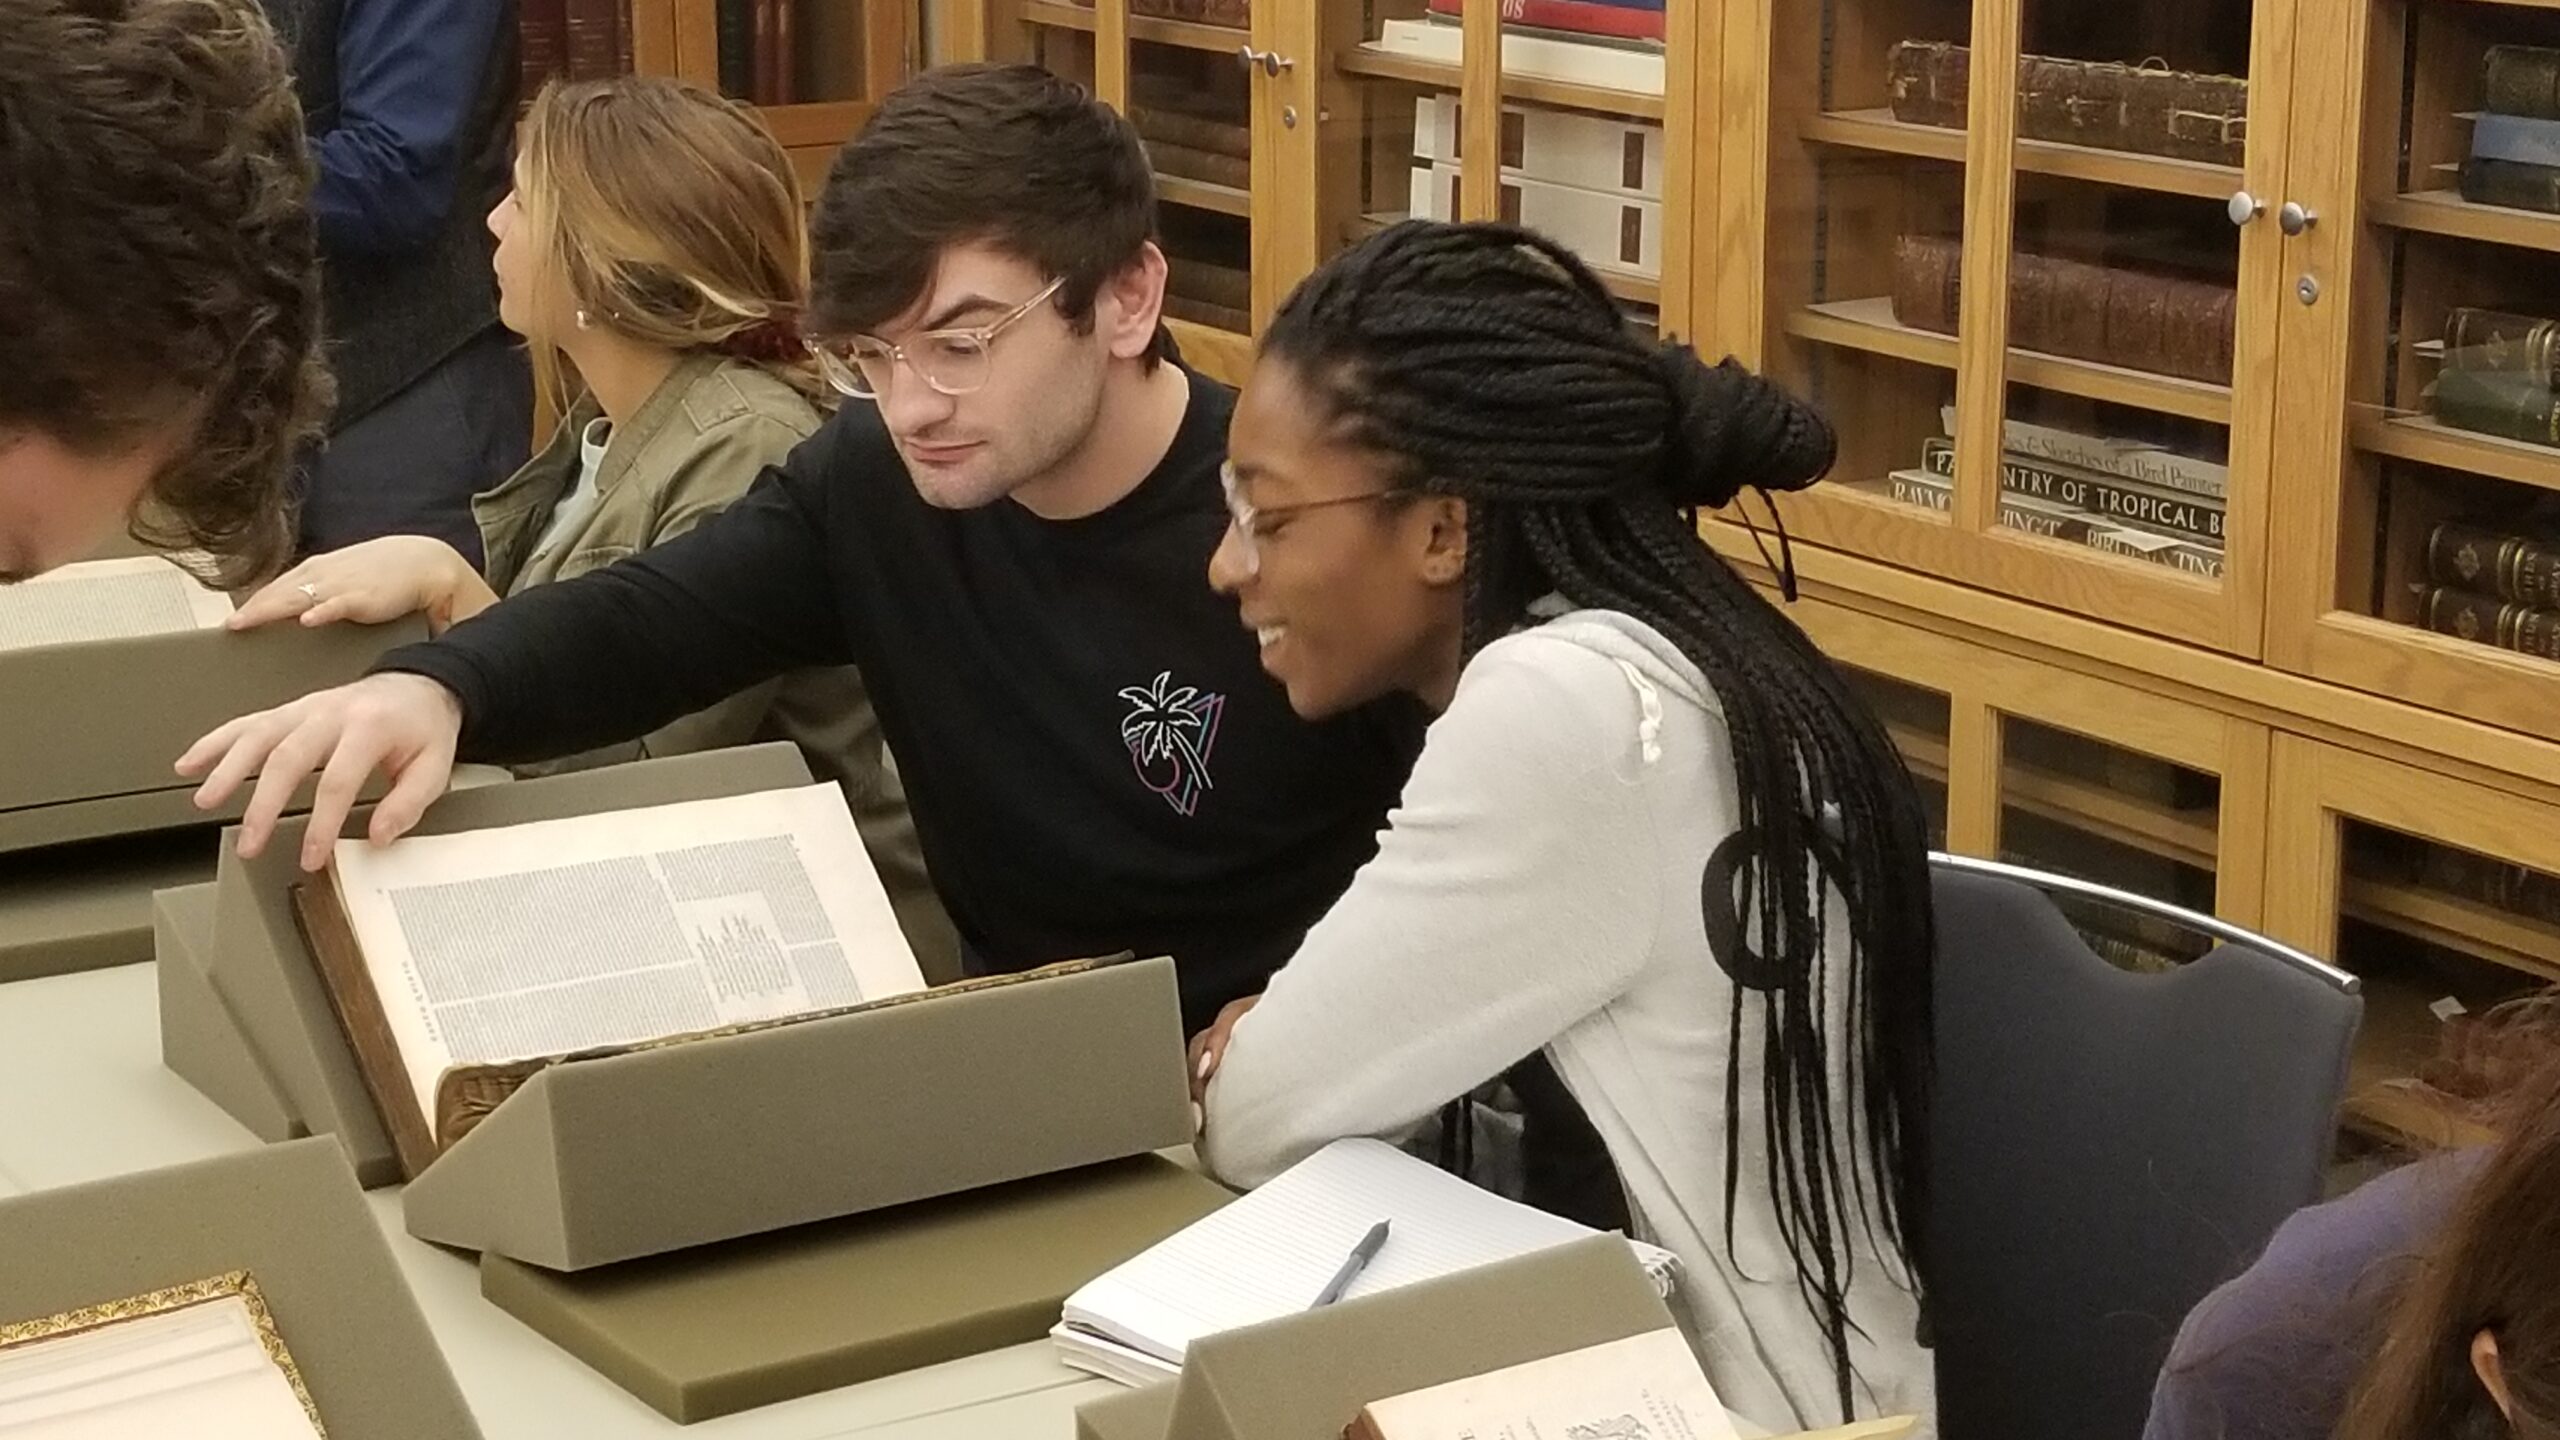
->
[0, 555, 231, 653]
[1344, 1327, 1736, 1440]
[0, 1273, 324, 1439]
[295, 782, 931, 1178]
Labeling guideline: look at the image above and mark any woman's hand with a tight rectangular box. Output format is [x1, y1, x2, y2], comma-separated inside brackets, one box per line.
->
[229, 536, 493, 635]
[1187, 994, 1263, 1110]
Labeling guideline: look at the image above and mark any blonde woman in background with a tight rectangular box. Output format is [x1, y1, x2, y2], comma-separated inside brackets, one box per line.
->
[236, 75, 956, 973]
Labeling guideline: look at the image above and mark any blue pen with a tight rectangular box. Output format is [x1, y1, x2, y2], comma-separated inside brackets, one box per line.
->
[1311, 1220, 1392, 1308]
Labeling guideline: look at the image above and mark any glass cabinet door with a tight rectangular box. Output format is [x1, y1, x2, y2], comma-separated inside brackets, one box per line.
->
[2267, 736, 2560, 1158]
[1311, 0, 1690, 341]
[678, 0, 906, 186]
[2272, 0, 2560, 742]
[1728, 0, 2291, 656]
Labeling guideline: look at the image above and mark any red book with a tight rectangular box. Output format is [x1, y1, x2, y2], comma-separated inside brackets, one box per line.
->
[1423, 0, 1665, 42]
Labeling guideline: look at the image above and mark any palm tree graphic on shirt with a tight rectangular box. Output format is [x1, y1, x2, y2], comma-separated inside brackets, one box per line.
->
[1117, 670, 1225, 817]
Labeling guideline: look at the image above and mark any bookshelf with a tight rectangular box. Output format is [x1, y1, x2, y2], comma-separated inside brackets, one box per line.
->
[521, 0, 909, 190]
[950, 0, 1695, 384]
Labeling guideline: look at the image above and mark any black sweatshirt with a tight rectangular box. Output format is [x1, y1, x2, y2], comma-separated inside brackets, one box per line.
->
[377, 366, 1421, 1030]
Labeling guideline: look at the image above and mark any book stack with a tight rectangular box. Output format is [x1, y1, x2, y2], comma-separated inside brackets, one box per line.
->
[1407, 96, 1665, 284]
[520, 0, 633, 106]
[1887, 41, 2249, 166]
[1890, 235, 2238, 385]
[2430, 306, 2560, 450]
[2460, 46, 2560, 216]
[2417, 518, 2560, 665]
[1067, 0, 1250, 29]
[1881, 406, 2229, 581]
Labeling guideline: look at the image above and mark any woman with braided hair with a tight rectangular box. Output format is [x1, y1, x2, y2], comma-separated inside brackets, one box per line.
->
[1192, 220, 1936, 1428]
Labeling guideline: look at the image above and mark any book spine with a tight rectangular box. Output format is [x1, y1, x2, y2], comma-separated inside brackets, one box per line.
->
[2443, 307, 2560, 388]
[1886, 40, 1969, 129]
[1940, 404, 2231, 499]
[1885, 41, 2245, 163]
[717, 0, 754, 98]
[751, 0, 776, 104]
[2423, 586, 2560, 663]
[2458, 155, 2560, 216]
[1425, 0, 1666, 41]
[1145, 139, 1251, 190]
[2469, 112, 2560, 169]
[2434, 368, 2560, 448]
[518, 0, 570, 105]
[1921, 439, 2226, 544]
[563, 0, 620, 79]
[1416, 96, 1664, 198]
[771, 0, 794, 105]
[1895, 239, 2235, 383]
[2427, 522, 2560, 611]
[1134, 107, 1251, 161]
[2484, 45, 2560, 123]
[614, 0, 634, 77]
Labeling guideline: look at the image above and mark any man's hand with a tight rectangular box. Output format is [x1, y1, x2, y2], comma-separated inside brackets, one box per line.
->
[175, 672, 465, 869]
[1187, 994, 1263, 1108]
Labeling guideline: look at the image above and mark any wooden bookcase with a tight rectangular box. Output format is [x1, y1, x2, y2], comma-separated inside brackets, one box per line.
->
[940, 0, 1710, 384]
[924, 0, 2560, 1144]
[551, 0, 909, 191]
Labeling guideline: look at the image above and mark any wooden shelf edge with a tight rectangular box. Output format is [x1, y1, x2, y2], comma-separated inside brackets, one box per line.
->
[1157, 174, 1251, 217]
[1015, 0, 1245, 52]
[2353, 411, 2560, 495]
[1334, 47, 1666, 122]
[1802, 109, 2238, 201]
[2370, 190, 2560, 256]
[1788, 298, 2235, 424]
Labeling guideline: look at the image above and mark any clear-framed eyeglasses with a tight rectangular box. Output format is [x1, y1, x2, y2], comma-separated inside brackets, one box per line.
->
[807, 276, 1065, 400]
[1218, 461, 1396, 577]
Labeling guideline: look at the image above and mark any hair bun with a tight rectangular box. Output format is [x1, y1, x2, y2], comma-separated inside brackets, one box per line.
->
[1652, 345, 1837, 509]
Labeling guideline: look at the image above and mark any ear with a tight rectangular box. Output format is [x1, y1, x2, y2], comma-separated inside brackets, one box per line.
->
[2474, 1331, 2517, 1424]
[1418, 495, 1469, 586]
[1098, 241, 1170, 361]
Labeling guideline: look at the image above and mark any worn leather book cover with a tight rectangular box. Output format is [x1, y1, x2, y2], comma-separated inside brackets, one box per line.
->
[2423, 585, 2560, 662]
[2484, 44, 2560, 121]
[1145, 139, 1251, 190]
[2428, 520, 2560, 611]
[2444, 307, 2560, 387]
[1134, 107, 1251, 160]
[2435, 367, 2560, 448]
[2459, 155, 2560, 215]
[1888, 235, 2237, 383]
[1885, 41, 2246, 164]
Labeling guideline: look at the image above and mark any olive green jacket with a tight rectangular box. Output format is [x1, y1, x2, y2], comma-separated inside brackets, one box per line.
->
[472, 353, 956, 976]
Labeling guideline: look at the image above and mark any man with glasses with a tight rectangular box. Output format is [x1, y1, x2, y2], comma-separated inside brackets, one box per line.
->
[178, 63, 1421, 1035]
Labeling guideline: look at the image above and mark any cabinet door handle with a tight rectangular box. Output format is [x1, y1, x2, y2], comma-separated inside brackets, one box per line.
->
[1235, 45, 1295, 76]
[2226, 191, 2265, 227]
[2278, 201, 2319, 236]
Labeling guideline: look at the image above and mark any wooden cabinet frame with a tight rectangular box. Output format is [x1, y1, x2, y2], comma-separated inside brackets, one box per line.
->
[1786, 596, 2275, 929]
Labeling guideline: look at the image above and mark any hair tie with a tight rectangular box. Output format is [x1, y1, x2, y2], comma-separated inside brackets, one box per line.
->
[719, 311, 803, 363]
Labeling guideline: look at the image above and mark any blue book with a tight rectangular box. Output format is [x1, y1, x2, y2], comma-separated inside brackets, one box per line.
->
[2471, 112, 2560, 169]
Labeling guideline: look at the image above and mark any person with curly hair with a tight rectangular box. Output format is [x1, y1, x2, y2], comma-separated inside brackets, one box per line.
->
[0, 0, 328, 585]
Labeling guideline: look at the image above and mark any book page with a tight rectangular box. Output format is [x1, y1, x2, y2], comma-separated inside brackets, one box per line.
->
[1060, 1139, 1681, 1365]
[331, 782, 927, 1122]
[0, 1293, 321, 1440]
[1358, 1328, 1736, 1440]
[0, 556, 231, 652]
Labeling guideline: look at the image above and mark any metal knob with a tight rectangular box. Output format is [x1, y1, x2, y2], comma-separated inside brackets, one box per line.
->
[2278, 201, 2318, 236]
[2226, 191, 2265, 227]
[1234, 45, 1294, 76]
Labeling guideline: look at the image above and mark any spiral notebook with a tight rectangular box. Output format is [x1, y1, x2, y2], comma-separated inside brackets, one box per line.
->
[1053, 1138, 1682, 1386]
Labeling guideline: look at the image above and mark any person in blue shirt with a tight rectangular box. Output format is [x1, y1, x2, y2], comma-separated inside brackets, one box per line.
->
[261, 0, 531, 567]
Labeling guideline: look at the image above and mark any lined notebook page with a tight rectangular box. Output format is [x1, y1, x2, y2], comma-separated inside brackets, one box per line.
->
[1061, 1138, 1678, 1364]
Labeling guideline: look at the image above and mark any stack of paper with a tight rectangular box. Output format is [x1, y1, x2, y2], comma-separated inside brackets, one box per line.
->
[1053, 1138, 1681, 1386]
